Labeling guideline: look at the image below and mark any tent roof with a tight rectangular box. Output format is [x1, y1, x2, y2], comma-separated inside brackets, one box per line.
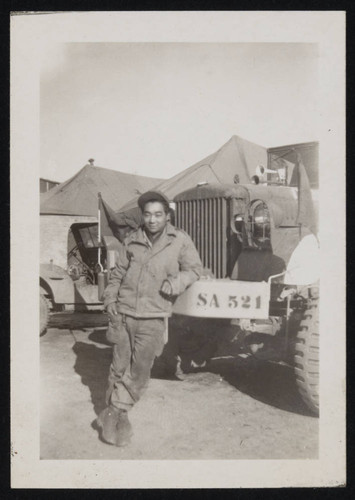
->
[40, 164, 164, 216]
[118, 135, 268, 211]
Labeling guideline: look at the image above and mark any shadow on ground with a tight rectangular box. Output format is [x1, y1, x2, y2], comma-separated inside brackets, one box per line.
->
[72, 330, 112, 416]
[71, 324, 315, 419]
[207, 356, 316, 417]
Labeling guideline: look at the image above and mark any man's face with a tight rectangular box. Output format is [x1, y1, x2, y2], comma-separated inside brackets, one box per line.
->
[142, 201, 169, 235]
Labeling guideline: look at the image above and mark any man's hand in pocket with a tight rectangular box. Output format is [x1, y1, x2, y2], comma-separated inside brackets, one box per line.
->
[107, 302, 118, 321]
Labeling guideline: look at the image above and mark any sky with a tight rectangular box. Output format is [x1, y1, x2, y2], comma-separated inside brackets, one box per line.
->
[40, 42, 319, 182]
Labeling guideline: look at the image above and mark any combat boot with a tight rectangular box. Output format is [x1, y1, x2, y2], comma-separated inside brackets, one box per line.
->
[96, 406, 133, 447]
[114, 409, 133, 447]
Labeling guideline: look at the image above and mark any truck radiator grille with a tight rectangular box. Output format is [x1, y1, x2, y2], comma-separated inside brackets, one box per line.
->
[176, 198, 228, 279]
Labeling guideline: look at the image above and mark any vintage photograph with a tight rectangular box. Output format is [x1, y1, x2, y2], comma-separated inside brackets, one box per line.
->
[11, 12, 345, 488]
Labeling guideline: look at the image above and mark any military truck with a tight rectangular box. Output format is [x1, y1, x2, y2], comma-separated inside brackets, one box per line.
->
[40, 221, 121, 335]
[172, 142, 319, 414]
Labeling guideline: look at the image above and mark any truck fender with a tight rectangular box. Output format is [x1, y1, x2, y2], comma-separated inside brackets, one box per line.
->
[40, 263, 76, 304]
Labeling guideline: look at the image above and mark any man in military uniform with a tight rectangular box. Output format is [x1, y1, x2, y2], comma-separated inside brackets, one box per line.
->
[96, 190, 203, 446]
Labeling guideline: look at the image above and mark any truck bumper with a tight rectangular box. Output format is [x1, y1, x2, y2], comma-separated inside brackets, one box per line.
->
[172, 278, 270, 320]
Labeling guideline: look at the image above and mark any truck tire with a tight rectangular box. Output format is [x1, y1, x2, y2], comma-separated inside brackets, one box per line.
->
[294, 298, 319, 415]
[40, 293, 49, 336]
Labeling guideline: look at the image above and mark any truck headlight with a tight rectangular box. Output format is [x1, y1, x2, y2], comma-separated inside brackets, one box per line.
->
[252, 203, 270, 242]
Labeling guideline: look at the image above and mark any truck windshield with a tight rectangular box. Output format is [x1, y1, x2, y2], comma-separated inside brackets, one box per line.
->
[78, 225, 99, 248]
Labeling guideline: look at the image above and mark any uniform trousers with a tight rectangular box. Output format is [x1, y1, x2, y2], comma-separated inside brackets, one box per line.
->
[106, 313, 166, 411]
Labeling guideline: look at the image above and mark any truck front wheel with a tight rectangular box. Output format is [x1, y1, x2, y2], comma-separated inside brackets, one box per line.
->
[294, 298, 319, 415]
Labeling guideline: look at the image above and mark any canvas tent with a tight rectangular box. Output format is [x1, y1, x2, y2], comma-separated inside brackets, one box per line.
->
[40, 162, 164, 216]
[118, 135, 268, 212]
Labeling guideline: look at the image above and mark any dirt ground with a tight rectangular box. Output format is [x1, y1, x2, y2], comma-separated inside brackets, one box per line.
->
[40, 312, 318, 460]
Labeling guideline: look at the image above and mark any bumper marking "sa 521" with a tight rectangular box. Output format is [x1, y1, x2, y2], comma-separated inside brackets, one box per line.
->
[173, 279, 270, 319]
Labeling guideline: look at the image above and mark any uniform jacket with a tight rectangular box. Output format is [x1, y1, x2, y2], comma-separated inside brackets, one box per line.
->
[103, 223, 203, 318]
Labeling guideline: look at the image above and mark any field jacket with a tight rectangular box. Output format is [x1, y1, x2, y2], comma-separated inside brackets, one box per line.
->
[103, 223, 203, 318]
